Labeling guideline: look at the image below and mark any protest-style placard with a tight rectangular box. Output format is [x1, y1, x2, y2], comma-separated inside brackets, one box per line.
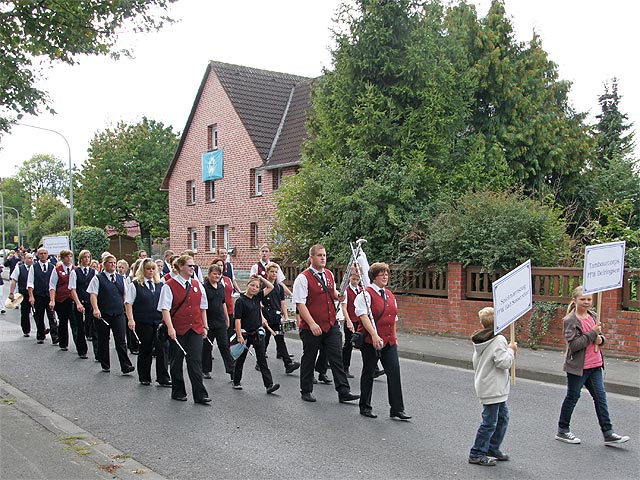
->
[492, 260, 532, 385]
[42, 235, 70, 255]
[582, 241, 626, 295]
[492, 260, 532, 334]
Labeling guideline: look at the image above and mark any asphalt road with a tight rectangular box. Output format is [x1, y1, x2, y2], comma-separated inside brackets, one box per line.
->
[0, 305, 638, 479]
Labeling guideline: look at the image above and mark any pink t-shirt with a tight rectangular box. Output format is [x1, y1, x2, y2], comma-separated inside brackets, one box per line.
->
[578, 314, 603, 369]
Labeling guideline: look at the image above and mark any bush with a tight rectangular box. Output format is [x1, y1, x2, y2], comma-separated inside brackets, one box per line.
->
[71, 226, 109, 259]
[405, 190, 571, 272]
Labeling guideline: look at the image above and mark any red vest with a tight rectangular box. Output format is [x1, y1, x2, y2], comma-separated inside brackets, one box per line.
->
[55, 264, 74, 302]
[222, 276, 234, 315]
[166, 278, 204, 335]
[299, 269, 336, 333]
[345, 285, 360, 323]
[357, 286, 398, 347]
[255, 262, 267, 279]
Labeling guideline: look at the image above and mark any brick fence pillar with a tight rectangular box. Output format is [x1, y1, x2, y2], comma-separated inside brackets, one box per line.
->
[598, 287, 623, 322]
[448, 262, 464, 325]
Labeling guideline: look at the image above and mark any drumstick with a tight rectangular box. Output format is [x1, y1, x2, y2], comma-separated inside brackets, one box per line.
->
[264, 324, 277, 337]
[174, 338, 187, 356]
[206, 336, 215, 347]
[133, 329, 141, 344]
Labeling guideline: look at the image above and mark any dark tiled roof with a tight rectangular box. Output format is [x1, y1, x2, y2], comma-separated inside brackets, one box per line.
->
[211, 61, 310, 161]
[162, 61, 313, 189]
[264, 80, 312, 169]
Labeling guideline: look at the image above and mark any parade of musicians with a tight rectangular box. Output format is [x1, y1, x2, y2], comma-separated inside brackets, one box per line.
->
[1, 1, 639, 479]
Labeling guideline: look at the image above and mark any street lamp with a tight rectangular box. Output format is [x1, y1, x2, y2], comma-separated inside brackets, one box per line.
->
[15, 123, 74, 252]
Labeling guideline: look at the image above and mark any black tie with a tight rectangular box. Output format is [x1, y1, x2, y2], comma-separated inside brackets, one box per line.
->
[318, 272, 327, 288]
[185, 281, 191, 292]
[83, 268, 87, 275]
[43, 263, 47, 273]
[148, 280, 154, 293]
[110, 274, 115, 283]
[379, 289, 385, 299]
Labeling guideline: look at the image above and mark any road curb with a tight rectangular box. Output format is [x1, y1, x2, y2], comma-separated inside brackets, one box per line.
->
[397, 349, 640, 398]
[0, 378, 167, 480]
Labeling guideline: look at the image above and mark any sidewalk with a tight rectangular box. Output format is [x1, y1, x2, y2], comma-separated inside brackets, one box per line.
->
[393, 331, 640, 397]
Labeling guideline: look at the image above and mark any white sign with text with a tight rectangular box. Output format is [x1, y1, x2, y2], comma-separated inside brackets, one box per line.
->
[582, 241, 626, 295]
[42, 235, 70, 255]
[492, 260, 533, 334]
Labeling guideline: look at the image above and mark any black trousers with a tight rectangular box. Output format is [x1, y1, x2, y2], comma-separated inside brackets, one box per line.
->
[170, 329, 208, 401]
[126, 321, 140, 354]
[299, 323, 351, 396]
[19, 291, 31, 334]
[264, 322, 293, 367]
[202, 324, 234, 374]
[136, 323, 170, 384]
[233, 330, 273, 387]
[56, 298, 87, 356]
[359, 342, 404, 414]
[342, 321, 359, 368]
[33, 295, 58, 342]
[95, 312, 133, 372]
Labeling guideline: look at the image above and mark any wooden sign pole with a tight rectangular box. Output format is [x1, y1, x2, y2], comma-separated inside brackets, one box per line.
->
[594, 291, 603, 353]
[510, 322, 516, 385]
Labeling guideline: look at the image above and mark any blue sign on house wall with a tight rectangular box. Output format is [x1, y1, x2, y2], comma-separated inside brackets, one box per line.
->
[202, 149, 224, 181]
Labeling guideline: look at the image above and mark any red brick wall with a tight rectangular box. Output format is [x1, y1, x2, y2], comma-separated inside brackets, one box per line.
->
[396, 263, 640, 358]
[167, 71, 284, 269]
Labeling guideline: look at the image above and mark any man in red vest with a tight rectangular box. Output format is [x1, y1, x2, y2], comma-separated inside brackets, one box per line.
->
[293, 244, 359, 403]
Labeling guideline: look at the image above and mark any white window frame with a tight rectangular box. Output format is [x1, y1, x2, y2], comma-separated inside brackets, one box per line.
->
[206, 180, 215, 202]
[209, 226, 216, 252]
[190, 228, 198, 252]
[255, 171, 263, 196]
[223, 225, 230, 250]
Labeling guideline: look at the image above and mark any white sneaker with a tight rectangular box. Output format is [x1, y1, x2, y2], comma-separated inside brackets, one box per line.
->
[555, 432, 581, 444]
[232, 383, 243, 390]
[604, 433, 630, 445]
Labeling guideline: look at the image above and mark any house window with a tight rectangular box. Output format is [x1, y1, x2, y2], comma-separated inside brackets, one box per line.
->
[217, 224, 229, 250]
[188, 228, 197, 251]
[256, 170, 262, 196]
[204, 180, 215, 202]
[209, 226, 216, 252]
[272, 168, 283, 190]
[250, 222, 258, 248]
[186, 180, 196, 205]
[207, 124, 218, 150]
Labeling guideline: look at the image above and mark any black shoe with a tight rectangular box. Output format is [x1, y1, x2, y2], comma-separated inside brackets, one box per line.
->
[37, 340, 44, 344]
[157, 381, 172, 388]
[130, 350, 139, 355]
[339, 392, 360, 403]
[488, 450, 510, 461]
[52, 338, 59, 345]
[285, 361, 301, 374]
[23, 333, 30, 337]
[390, 411, 412, 420]
[203, 372, 212, 379]
[172, 395, 188, 401]
[140, 381, 151, 386]
[374, 369, 385, 378]
[122, 365, 135, 375]
[101, 368, 110, 373]
[345, 368, 355, 379]
[60, 347, 68, 351]
[301, 392, 316, 402]
[79, 354, 88, 359]
[318, 373, 332, 384]
[266, 384, 280, 394]
[360, 409, 377, 418]
[195, 397, 212, 405]
[255, 364, 260, 371]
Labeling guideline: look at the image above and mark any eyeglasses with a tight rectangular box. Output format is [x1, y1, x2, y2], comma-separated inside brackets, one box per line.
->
[186, 264, 196, 268]
[376, 272, 389, 277]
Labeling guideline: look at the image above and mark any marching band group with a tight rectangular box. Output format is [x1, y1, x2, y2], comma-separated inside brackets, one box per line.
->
[5, 242, 411, 420]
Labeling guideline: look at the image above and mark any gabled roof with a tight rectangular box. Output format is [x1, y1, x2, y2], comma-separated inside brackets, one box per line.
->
[162, 61, 313, 189]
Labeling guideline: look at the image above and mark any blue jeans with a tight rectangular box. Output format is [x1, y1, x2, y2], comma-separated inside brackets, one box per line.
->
[470, 402, 509, 458]
[558, 367, 613, 435]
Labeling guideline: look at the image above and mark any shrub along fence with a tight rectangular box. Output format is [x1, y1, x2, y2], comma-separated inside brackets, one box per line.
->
[282, 263, 639, 358]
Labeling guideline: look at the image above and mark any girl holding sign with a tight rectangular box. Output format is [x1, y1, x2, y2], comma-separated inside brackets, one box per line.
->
[555, 286, 630, 446]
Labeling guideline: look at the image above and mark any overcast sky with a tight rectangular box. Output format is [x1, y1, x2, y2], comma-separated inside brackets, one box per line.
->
[1, 0, 638, 177]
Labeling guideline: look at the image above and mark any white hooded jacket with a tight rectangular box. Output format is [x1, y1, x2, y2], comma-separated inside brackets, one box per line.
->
[472, 333, 514, 405]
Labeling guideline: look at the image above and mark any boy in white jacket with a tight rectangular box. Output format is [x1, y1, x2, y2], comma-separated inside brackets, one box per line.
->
[468, 307, 517, 466]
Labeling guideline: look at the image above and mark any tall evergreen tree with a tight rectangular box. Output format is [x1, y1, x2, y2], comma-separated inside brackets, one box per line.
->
[594, 78, 636, 167]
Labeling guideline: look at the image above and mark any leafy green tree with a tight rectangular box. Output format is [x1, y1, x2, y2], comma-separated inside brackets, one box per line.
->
[75, 117, 179, 252]
[71, 226, 109, 259]
[15, 154, 68, 206]
[0, 0, 175, 131]
[593, 78, 636, 167]
[26, 193, 67, 246]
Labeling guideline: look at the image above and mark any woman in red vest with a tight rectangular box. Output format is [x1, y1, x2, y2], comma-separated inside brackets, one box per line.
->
[354, 262, 411, 420]
[158, 254, 211, 405]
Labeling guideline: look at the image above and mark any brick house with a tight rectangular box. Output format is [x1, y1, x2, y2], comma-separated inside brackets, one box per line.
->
[161, 61, 312, 269]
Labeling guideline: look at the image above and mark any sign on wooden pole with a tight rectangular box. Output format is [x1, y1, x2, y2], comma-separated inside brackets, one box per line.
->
[492, 260, 533, 384]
